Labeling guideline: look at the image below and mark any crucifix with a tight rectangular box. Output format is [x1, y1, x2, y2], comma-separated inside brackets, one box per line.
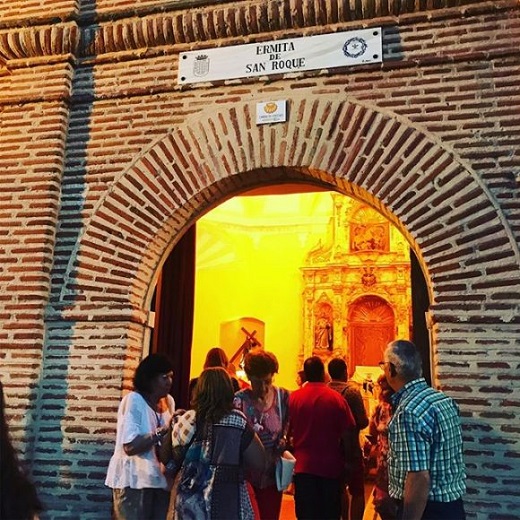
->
[230, 327, 262, 368]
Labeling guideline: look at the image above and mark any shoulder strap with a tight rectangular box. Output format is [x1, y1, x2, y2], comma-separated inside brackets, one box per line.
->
[277, 387, 290, 443]
[339, 385, 350, 400]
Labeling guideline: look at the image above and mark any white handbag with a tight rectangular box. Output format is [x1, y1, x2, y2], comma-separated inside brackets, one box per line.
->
[275, 450, 296, 491]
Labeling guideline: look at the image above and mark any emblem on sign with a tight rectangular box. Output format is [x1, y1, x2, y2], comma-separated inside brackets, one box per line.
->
[263, 102, 278, 114]
[342, 37, 368, 58]
[256, 100, 287, 125]
[193, 55, 210, 77]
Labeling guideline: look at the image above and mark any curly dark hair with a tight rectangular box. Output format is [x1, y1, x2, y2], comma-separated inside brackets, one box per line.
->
[133, 354, 174, 393]
[377, 374, 394, 403]
[193, 367, 234, 425]
[243, 348, 279, 379]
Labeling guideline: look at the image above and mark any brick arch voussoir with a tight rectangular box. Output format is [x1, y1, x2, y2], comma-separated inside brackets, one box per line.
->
[70, 96, 520, 319]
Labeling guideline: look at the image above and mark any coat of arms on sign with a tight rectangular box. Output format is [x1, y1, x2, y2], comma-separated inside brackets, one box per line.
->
[193, 55, 210, 77]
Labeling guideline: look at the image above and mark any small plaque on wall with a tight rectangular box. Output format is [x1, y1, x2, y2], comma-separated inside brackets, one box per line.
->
[256, 101, 287, 125]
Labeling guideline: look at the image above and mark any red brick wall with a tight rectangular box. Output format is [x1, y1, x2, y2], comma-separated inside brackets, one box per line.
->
[0, 0, 519, 518]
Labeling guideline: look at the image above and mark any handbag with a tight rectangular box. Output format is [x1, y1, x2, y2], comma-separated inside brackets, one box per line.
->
[158, 411, 196, 478]
[275, 388, 296, 491]
[275, 450, 296, 491]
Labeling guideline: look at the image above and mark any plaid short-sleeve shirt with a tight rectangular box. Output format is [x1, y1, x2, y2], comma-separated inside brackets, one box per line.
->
[387, 378, 466, 502]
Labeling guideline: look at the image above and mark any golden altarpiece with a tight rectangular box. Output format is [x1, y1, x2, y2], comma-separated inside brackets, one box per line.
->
[301, 195, 412, 381]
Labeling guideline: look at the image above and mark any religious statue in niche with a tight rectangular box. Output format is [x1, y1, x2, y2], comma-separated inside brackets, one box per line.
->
[314, 304, 333, 351]
[361, 266, 377, 287]
[350, 223, 388, 252]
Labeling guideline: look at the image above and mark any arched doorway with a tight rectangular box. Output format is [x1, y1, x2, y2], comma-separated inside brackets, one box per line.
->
[348, 295, 395, 371]
[150, 189, 431, 406]
[43, 86, 520, 520]
[149, 189, 428, 520]
[68, 95, 510, 399]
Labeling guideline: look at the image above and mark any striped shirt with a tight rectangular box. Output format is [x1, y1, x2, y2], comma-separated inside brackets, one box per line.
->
[387, 378, 466, 502]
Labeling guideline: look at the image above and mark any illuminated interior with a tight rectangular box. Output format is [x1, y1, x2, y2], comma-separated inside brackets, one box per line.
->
[192, 189, 412, 397]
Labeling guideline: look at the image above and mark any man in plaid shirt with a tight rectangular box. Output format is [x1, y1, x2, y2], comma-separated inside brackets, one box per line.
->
[381, 340, 466, 520]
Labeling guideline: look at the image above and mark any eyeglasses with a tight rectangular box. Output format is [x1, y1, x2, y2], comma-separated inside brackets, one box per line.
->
[378, 361, 390, 370]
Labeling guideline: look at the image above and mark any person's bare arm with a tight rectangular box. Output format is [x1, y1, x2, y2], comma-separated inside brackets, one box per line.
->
[123, 425, 169, 456]
[401, 470, 430, 520]
[243, 432, 266, 473]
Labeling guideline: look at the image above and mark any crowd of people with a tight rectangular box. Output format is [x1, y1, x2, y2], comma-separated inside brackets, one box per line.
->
[1, 339, 466, 520]
[103, 340, 466, 520]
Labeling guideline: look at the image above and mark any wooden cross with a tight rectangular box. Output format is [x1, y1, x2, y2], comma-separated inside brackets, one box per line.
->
[241, 327, 261, 348]
[230, 327, 262, 366]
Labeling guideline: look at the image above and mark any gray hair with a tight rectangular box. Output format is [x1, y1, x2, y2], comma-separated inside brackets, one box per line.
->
[385, 339, 422, 381]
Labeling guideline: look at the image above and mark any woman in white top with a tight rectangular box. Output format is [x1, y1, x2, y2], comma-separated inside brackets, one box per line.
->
[105, 354, 175, 520]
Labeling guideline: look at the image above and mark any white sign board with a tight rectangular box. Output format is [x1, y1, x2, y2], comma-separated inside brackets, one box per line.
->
[256, 101, 287, 125]
[178, 28, 382, 85]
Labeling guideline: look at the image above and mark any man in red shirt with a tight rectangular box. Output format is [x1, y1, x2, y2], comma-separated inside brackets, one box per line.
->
[288, 356, 358, 519]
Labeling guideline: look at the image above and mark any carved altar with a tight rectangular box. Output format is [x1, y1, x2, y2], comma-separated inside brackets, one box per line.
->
[301, 195, 412, 376]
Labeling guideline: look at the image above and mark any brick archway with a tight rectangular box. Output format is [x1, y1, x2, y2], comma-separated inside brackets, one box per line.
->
[36, 81, 520, 520]
[57, 94, 520, 324]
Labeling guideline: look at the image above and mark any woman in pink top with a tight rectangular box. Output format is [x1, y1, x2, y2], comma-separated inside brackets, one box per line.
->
[234, 349, 290, 520]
